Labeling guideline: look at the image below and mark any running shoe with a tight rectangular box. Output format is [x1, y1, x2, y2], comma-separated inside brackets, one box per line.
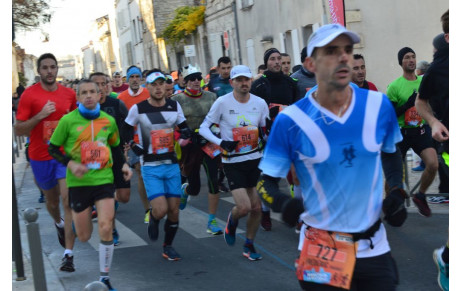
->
[433, 247, 449, 291]
[207, 218, 223, 235]
[412, 193, 432, 217]
[144, 210, 149, 224]
[148, 211, 159, 241]
[91, 206, 98, 219]
[38, 192, 46, 203]
[162, 245, 182, 261]
[224, 212, 237, 246]
[112, 228, 120, 246]
[100, 277, 117, 291]
[243, 244, 262, 261]
[411, 165, 425, 172]
[428, 196, 449, 204]
[55, 219, 65, 248]
[59, 254, 75, 272]
[218, 183, 229, 193]
[179, 183, 189, 210]
[260, 211, 272, 231]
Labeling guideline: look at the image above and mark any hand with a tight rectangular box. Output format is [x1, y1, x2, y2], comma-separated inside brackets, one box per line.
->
[67, 161, 88, 178]
[37, 100, 56, 120]
[382, 188, 408, 227]
[179, 128, 193, 140]
[122, 163, 132, 181]
[431, 120, 449, 142]
[220, 140, 239, 152]
[178, 138, 191, 147]
[123, 142, 131, 153]
[281, 198, 304, 227]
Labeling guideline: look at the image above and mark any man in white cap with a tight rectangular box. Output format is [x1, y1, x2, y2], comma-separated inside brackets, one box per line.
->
[124, 70, 192, 261]
[199, 65, 269, 260]
[257, 24, 404, 290]
[171, 65, 224, 236]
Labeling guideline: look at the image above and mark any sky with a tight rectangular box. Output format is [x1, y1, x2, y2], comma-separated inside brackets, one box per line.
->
[14, 0, 112, 58]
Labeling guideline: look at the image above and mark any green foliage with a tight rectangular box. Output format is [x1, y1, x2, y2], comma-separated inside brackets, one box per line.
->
[161, 6, 206, 45]
[18, 72, 28, 87]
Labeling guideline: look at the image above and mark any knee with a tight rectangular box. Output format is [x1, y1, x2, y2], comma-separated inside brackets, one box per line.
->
[152, 206, 167, 218]
[98, 220, 113, 237]
[237, 204, 251, 216]
[77, 231, 91, 242]
[424, 158, 439, 172]
[116, 190, 130, 204]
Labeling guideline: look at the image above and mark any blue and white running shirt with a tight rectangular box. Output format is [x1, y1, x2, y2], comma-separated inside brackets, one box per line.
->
[259, 84, 402, 255]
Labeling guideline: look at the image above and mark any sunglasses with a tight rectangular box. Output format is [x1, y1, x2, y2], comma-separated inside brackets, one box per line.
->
[188, 76, 203, 82]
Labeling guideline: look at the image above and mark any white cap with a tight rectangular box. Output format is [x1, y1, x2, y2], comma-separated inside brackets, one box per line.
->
[145, 72, 165, 84]
[307, 24, 360, 57]
[182, 64, 201, 79]
[230, 65, 252, 79]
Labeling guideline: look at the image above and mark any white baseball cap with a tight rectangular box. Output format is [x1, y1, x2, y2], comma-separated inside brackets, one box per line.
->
[230, 65, 252, 79]
[307, 24, 360, 57]
[146, 72, 166, 84]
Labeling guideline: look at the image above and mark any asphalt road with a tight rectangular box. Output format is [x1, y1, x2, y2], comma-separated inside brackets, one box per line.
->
[14, 159, 448, 290]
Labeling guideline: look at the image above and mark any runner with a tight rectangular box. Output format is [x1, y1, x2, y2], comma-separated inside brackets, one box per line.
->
[200, 65, 268, 260]
[124, 70, 192, 261]
[257, 24, 405, 290]
[15, 53, 78, 272]
[48, 79, 132, 291]
[171, 65, 224, 236]
[90, 72, 131, 246]
[117, 65, 151, 223]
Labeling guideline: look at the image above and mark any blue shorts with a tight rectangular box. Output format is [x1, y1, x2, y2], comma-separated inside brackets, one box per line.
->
[29, 159, 67, 190]
[141, 164, 182, 201]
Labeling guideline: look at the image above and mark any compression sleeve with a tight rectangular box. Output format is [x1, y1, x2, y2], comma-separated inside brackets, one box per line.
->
[123, 121, 134, 145]
[256, 174, 289, 212]
[48, 143, 71, 166]
[111, 144, 126, 165]
[381, 148, 403, 190]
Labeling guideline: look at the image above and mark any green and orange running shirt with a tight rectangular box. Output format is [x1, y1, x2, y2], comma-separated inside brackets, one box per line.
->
[50, 109, 120, 187]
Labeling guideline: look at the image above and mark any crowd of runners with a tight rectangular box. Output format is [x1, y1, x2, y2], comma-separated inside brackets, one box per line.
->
[13, 9, 449, 291]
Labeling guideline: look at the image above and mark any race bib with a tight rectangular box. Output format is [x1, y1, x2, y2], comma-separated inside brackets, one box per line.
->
[43, 121, 59, 144]
[404, 106, 422, 127]
[80, 141, 110, 170]
[232, 125, 259, 153]
[202, 143, 222, 159]
[296, 227, 357, 290]
[151, 128, 174, 154]
[269, 103, 288, 112]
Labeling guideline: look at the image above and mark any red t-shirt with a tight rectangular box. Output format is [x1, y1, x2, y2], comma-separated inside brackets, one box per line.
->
[367, 81, 378, 91]
[112, 83, 129, 93]
[16, 83, 77, 161]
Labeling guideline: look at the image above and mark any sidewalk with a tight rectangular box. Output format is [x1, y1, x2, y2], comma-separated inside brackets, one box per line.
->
[12, 146, 65, 290]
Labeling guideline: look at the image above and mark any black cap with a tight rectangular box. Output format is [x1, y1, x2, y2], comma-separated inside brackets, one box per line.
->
[300, 47, 308, 63]
[264, 48, 281, 66]
[398, 47, 415, 66]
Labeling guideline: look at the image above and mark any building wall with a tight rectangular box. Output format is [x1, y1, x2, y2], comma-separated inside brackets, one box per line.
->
[229, 0, 448, 90]
[345, 0, 449, 92]
[22, 55, 37, 86]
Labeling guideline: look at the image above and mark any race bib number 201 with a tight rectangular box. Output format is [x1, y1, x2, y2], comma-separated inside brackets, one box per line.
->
[296, 227, 357, 290]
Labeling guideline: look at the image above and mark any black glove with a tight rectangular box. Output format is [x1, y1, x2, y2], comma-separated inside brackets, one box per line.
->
[404, 91, 417, 109]
[191, 133, 208, 147]
[281, 198, 304, 227]
[382, 188, 408, 227]
[179, 128, 192, 140]
[220, 140, 239, 152]
[130, 141, 145, 156]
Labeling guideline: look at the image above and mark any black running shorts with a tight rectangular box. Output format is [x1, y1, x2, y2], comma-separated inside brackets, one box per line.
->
[223, 158, 261, 191]
[69, 183, 115, 213]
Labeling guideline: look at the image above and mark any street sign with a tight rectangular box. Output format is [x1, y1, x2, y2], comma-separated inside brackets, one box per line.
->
[223, 31, 229, 50]
[184, 45, 196, 57]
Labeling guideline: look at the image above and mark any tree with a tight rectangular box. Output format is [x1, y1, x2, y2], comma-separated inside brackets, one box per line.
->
[161, 6, 206, 45]
[13, 0, 52, 32]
